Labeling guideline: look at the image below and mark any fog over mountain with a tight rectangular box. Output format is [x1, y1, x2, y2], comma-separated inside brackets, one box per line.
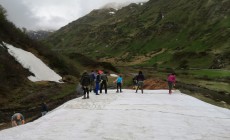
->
[0, 0, 148, 30]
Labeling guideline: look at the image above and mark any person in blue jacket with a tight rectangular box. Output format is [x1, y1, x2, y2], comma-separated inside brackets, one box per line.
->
[114, 75, 123, 93]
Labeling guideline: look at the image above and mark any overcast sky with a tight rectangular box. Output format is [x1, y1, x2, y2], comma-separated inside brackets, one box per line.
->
[0, 0, 148, 30]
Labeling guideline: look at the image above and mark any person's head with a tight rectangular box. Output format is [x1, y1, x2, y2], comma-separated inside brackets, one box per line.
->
[138, 71, 142, 75]
[16, 114, 21, 120]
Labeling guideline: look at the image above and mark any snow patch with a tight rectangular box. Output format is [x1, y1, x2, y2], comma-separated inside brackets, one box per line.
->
[110, 74, 118, 77]
[4, 42, 62, 82]
[109, 11, 115, 15]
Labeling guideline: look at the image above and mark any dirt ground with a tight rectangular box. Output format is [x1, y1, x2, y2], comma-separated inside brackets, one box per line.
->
[143, 78, 168, 89]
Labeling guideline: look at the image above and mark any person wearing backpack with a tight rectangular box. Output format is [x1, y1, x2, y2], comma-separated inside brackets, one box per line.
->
[41, 102, 48, 116]
[135, 71, 145, 94]
[100, 72, 108, 94]
[80, 71, 91, 99]
[95, 71, 101, 95]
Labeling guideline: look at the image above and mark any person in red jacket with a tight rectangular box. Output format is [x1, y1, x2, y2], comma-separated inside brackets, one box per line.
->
[167, 72, 176, 94]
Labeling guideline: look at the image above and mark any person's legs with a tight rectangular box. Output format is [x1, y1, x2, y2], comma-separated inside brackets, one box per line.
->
[92, 81, 95, 92]
[86, 86, 89, 98]
[100, 83, 102, 93]
[95, 82, 99, 95]
[168, 81, 173, 94]
[41, 111, 47, 116]
[138, 81, 144, 93]
[82, 87, 87, 99]
[136, 82, 139, 93]
[104, 81, 107, 94]
[90, 82, 93, 92]
[117, 83, 121, 92]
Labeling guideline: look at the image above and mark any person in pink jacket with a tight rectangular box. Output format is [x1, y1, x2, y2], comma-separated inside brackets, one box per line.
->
[167, 72, 176, 94]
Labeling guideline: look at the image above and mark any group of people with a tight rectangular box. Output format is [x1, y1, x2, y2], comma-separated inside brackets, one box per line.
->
[80, 70, 176, 97]
[133, 71, 176, 94]
[80, 70, 146, 99]
[10, 71, 176, 128]
[80, 70, 109, 99]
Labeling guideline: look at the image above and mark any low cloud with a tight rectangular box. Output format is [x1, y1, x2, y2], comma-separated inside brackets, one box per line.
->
[0, 0, 148, 30]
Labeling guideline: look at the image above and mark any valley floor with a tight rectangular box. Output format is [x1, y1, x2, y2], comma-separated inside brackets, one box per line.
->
[0, 89, 230, 140]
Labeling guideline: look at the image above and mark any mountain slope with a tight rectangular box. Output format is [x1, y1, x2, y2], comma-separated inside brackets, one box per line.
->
[45, 0, 230, 69]
[0, 5, 112, 129]
[0, 4, 119, 127]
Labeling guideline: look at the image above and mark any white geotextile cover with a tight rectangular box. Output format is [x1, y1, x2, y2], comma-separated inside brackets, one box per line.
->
[0, 89, 230, 140]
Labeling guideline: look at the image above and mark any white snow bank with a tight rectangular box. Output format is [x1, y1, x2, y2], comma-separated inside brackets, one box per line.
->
[109, 11, 115, 15]
[110, 73, 118, 77]
[4, 42, 62, 82]
[0, 89, 230, 140]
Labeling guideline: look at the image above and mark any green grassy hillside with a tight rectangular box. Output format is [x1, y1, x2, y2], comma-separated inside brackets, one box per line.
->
[45, 0, 230, 69]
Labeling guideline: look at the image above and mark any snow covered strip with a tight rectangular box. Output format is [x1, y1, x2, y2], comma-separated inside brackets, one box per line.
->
[0, 90, 230, 140]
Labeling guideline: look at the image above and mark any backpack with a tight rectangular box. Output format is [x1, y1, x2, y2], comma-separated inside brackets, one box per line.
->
[100, 74, 107, 81]
[81, 74, 90, 86]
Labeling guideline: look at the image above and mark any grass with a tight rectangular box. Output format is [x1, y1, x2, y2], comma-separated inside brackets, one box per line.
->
[189, 69, 230, 79]
[50, 83, 78, 100]
[155, 68, 230, 93]
[182, 90, 230, 109]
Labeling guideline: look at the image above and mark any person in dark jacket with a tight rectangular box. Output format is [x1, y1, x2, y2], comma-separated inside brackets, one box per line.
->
[100, 72, 108, 94]
[41, 102, 48, 116]
[135, 71, 145, 93]
[80, 71, 91, 99]
[95, 71, 101, 95]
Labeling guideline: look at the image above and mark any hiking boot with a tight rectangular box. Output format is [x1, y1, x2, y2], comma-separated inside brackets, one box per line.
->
[87, 96, 89, 99]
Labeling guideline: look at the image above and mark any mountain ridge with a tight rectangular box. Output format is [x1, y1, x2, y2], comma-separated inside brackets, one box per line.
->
[45, 0, 230, 69]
